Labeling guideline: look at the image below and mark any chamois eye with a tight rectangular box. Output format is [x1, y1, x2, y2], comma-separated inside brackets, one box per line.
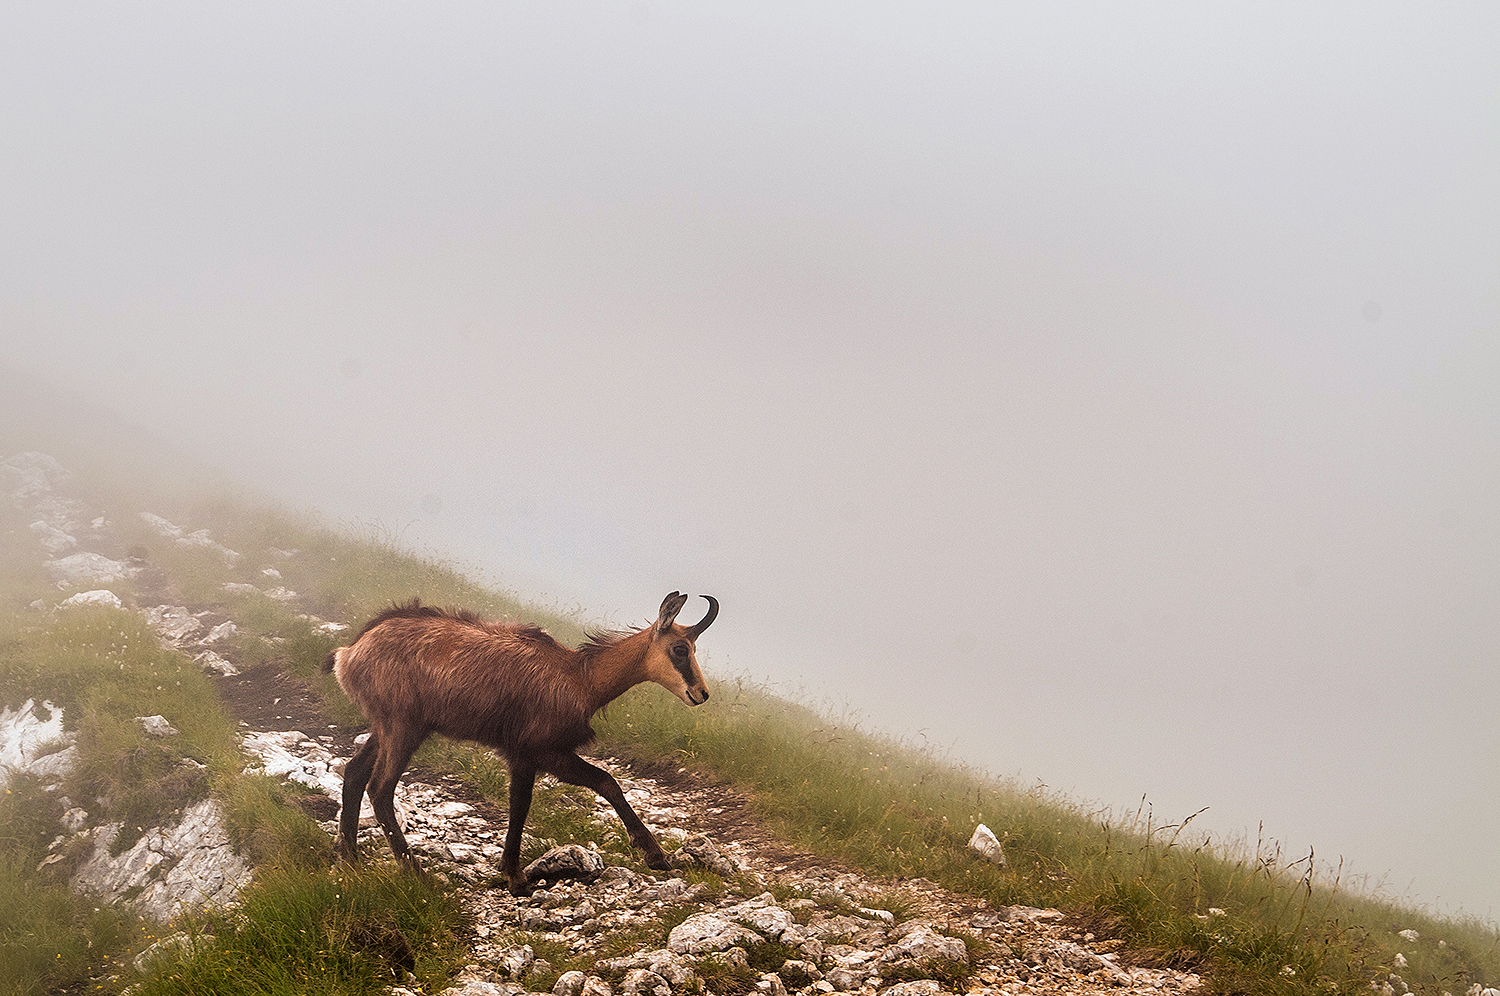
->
[671, 643, 689, 659]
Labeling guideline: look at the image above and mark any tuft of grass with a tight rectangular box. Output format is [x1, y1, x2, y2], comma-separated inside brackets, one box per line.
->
[130, 864, 466, 995]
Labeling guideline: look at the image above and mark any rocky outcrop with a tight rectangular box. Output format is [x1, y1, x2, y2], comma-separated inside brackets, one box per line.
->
[69, 799, 253, 922]
[0, 698, 72, 788]
[139, 511, 242, 564]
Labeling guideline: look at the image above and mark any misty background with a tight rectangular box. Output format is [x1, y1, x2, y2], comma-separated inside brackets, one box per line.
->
[2, 4, 1496, 917]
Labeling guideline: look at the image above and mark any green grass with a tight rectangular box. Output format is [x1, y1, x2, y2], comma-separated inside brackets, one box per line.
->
[590, 678, 1500, 995]
[0, 777, 141, 996]
[3, 439, 1498, 995]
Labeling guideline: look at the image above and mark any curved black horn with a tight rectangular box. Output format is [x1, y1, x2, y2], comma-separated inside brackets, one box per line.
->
[686, 595, 718, 638]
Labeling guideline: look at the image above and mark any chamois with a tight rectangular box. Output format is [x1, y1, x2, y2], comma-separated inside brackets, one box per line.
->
[323, 591, 716, 895]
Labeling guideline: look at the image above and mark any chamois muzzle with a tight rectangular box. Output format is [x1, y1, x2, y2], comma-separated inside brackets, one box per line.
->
[687, 595, 718, 638]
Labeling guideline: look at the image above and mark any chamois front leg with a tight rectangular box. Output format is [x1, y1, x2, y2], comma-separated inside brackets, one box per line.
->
[546, 752, 671, 871]
[502, 761, 538, 896]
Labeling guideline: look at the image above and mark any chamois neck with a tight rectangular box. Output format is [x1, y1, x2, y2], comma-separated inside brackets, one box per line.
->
[578, 627, 654, 712]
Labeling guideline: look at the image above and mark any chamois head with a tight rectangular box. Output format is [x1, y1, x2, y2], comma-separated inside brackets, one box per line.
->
[643, 591, 716, 706]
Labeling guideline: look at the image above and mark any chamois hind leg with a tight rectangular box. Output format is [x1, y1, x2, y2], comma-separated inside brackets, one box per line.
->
[365, 729, 426, 870]
[337, 734, 381, 861]
[501, 760, 537, 896]
[545, 752, 670, 871]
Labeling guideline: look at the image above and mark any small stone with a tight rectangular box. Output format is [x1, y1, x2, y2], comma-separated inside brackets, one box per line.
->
[621, 968, 670, 996]
[825, 967, 865, 991]
[673, 833, 737, 876]
[757, 973, 788, 996]
[201, 621, 239, 644]
[880, 925, 967, 964]
[581, 976, 614, 996]
[137, 715, 180, 737]
[496, 944, 535, 980]
[967, 824, 1006, 866]
[132, 931, 215, 973]
[59, 589, 121, 609]
[523, 844, 605, 885]
[144, 605, 204, 644]
[194, 649, 239, 677]
[554, 971, 587, 996]
[879, 983, 944, 996]
[668, 913, 764, 954]
[781, 960, 824, 984]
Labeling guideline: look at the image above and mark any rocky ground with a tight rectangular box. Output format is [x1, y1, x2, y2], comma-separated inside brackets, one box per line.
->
[2, 451, 1206, 996]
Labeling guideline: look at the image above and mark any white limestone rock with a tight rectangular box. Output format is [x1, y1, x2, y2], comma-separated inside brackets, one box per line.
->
[144, 605, 204, 644]
[26, 745, 78, 785]
[30, 520, 77, 554]
[879, 983, 944, 996]
[139, 512, 241, 563]
[880, 924, 968, 964]
[554, 971, 587, 996]
[0, 699, 70, 788]
[523, 844, 605, 884]
[137, 715, 180, 737]
[46, 552, 137, 586]
[241, 729, 408, 825]
[967, 823, 1006, 866]
[668, 911, 765, 954]
[194, 649, 240, 676]
[70, 798, 252, 921]
[60, 589, 122, 609]
[201, 620, 239, 644]
[133, 931, 216, 973]
[673, 832, 738, 876]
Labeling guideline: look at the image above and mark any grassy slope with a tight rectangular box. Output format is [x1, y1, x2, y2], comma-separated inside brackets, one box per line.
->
[1, 372, 1496, 995]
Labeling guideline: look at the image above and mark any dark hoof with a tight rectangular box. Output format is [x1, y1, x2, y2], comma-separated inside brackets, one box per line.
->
[645, 852, 672, 872]
[397, 853, 425, 875]
[507, 875, 534, 897]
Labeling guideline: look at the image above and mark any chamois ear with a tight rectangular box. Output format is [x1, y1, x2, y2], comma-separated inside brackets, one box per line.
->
[656, 591, 689, 633]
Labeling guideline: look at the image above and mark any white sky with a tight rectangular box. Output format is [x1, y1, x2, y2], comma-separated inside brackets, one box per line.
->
[2, 3, 1497, 918]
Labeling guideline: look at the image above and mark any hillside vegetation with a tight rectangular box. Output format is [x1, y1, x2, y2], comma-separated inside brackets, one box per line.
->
[1, 396, 1496, 995]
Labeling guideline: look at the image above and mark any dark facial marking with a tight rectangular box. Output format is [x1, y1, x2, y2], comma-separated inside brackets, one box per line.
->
[671, 642, 696, 683]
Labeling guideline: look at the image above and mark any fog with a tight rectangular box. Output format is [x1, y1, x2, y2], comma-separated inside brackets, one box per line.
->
[2, 4, 1496, 917]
